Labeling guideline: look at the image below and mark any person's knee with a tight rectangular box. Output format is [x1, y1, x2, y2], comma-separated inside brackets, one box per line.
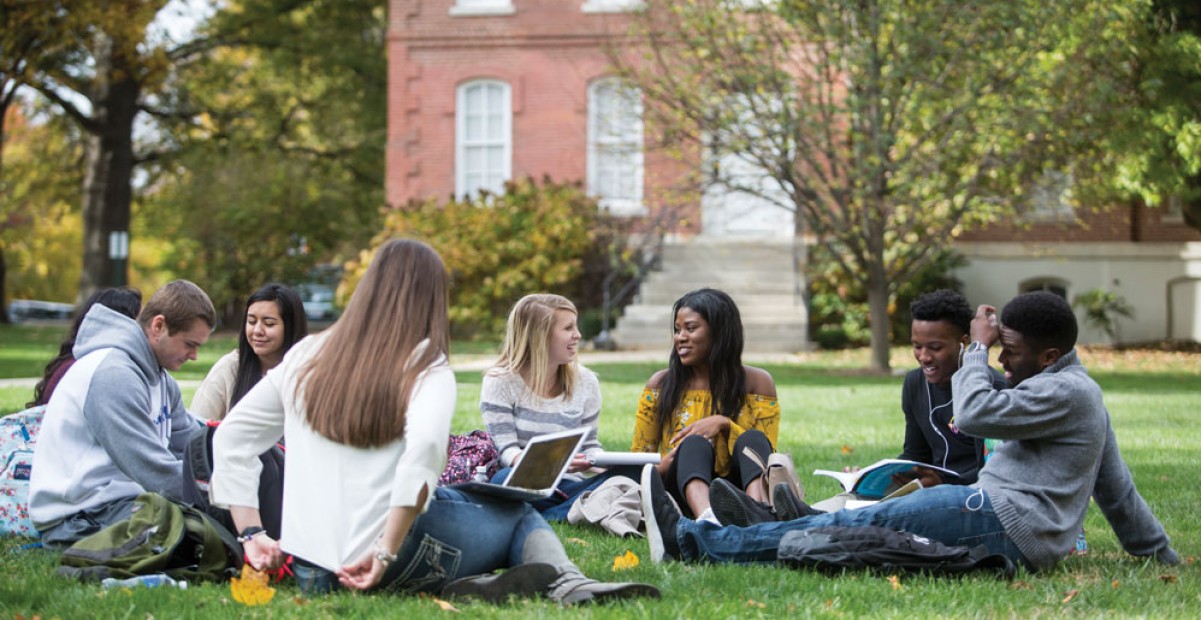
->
[734, 429, 772, 454]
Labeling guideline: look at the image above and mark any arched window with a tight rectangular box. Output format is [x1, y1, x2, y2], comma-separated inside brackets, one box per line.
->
[456, 80, 512, 199]
[588, 78, 644, 215]
[1019, 278, 1069, 299]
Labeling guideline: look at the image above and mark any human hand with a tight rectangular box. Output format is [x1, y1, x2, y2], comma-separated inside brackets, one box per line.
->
[891, 466, 943, 488]
[336, 551, 387, 591]
[657, 445, 678, 476]
[969, 305, 1000, 348]
[243, 535, 284, 572]
[567, 453, 592, 473]
[842, 465, 861, 474]
[669, 416, 729, 446]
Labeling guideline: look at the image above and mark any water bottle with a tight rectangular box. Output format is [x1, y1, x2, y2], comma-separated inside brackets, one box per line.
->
[473, 465, 490, 483]
[101, 574, 188, 589]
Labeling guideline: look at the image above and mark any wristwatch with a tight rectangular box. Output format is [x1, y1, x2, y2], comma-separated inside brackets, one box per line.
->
[237, 525, 266, 544]
[965, 341, 988, 354]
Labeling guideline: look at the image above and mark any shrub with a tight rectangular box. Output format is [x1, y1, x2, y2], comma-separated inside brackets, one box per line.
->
[341, 177, 617, 339]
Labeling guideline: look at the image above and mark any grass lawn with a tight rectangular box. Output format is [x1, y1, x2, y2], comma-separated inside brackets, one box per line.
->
[2, 325, 1198, 618]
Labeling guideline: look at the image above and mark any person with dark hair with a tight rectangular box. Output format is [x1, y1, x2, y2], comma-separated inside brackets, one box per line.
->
[641, 290, 1179, 573]
[191, 283, 309, 420]
[30, 280, 216, 547]
[29, 288, 143, 408]
[629, 288, 780, 526]
[713, 289, 1007, 524]
[211, 240, 657, 604]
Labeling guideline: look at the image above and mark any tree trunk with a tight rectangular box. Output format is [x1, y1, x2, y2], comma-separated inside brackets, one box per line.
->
[866, 253, 891, 373]
[78, 47, 140, 303]
[791, 208, 810, 350]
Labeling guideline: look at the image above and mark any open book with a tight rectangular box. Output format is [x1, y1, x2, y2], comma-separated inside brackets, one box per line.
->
[813, 459, 959, 500]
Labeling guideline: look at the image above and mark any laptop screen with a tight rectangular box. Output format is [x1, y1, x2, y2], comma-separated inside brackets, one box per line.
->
[505, 429, 587, 491]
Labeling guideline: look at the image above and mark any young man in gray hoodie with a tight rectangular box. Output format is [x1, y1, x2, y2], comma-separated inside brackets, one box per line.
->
[30, 280, 215, 547]
[642, 291, 1179, 572]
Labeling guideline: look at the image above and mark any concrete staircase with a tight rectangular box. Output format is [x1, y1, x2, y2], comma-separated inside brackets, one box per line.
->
[609, 239, 810, 352]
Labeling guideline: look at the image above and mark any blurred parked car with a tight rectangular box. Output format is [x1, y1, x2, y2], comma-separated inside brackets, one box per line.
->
[298, 284, 338, 321]
[7, 300, 75, 322]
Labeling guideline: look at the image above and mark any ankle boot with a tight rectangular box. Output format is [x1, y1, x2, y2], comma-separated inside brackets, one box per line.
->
[441, 562, 559, 603]
[520, 529, 661, 605]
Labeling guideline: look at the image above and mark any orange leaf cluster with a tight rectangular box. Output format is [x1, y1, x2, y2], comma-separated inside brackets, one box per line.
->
[230, 565, 276, 606]
[612, 550, 640, 571]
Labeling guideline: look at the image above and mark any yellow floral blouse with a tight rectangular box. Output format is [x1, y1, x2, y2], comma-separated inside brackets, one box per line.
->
[630, 388, 780, 478]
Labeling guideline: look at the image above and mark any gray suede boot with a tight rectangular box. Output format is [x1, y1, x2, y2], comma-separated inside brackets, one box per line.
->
[521, 529, 661, 605]
[441, 562, 559, 603]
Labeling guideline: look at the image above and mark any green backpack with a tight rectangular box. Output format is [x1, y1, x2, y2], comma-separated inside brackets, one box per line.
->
[57, 492, 242, 582]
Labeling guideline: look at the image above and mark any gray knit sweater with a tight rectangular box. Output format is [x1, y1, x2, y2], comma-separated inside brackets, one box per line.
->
[953, 348, 1177, 571]
[480, 367, 603, 469]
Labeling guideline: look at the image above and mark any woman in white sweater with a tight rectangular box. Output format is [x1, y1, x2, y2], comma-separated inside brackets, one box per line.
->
[191, 283, 308, 420]
[210, 240, 656, 604]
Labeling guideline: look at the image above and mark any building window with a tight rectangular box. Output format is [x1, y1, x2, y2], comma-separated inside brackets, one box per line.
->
[582, 0, 642, 13]
[588, 78, 644, 215]
[1022, 170, 1076, 223]
[450, 0, 515, 16]
[1163, 195, 1185, 223]
[1020, 278, 1069, 299]
[456, 80, 512, 200]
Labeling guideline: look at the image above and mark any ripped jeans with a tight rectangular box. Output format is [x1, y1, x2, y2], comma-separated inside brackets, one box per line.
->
[293, 486, 551, 596]
[676, 484, 1029, 569]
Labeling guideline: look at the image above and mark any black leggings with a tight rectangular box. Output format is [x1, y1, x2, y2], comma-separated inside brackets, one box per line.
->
[664, 429, 773, 517]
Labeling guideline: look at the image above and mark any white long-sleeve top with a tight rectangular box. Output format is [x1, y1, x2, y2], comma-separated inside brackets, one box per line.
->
[209, 331, 455, 570]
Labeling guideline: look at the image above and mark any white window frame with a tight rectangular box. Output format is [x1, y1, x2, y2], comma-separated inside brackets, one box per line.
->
[1164, 195, 1185, 223]
[456, 80, 512, 200]
[450, 0, 515, 16]
[587, 78, 645, 215]
[581, 0, 642, 13]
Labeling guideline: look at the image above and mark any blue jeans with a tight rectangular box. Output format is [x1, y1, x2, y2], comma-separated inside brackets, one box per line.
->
[676, 485, 1029, 569]
[293, 486, 552, 596]
[491, 465, 643, 521]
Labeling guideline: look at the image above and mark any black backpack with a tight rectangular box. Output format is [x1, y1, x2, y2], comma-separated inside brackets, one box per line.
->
[777, 526, 1016, 578]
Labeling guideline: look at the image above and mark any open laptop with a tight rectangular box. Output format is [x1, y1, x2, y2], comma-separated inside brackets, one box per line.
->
[453, 428, 589, 501]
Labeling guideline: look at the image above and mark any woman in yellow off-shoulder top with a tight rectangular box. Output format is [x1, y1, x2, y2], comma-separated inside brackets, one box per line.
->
[630, 288, 780, 524]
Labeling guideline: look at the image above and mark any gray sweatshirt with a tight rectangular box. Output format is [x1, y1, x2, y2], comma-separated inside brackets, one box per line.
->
[953, 348, 1176, 570]
[29, 305, 200, 529]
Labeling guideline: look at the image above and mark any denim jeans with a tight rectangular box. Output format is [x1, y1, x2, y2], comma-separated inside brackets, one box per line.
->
[293, 486, 552, 596]
[676, 484, 1029, 569]
[490, 465, 643, 521]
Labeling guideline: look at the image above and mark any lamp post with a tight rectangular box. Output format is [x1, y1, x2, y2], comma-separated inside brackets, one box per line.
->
[108, 230, 129, 287]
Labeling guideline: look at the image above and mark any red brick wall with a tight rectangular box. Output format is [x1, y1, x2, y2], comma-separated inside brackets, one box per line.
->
[957, 203, 1200, 243]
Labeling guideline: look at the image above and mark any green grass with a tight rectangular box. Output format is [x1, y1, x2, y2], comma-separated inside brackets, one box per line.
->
[2, 326, 1198, 618]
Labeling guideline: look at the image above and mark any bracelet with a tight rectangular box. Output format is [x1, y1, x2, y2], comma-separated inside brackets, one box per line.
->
[237, 526, 266, 544]
[374, 541, 398, 567]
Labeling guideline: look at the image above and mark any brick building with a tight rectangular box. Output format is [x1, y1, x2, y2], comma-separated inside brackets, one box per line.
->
[387, 0, 1201, 349]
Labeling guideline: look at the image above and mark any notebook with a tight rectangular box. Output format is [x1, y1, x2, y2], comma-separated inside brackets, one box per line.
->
[453, 428, 588, 501]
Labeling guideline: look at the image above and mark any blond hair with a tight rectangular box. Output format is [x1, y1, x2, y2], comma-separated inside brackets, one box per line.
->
[491, 294, 579, 399]
[297, 239, 450, 448]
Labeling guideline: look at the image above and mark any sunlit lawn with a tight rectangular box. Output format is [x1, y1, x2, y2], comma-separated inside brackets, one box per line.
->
[2, 324, 1198, 618]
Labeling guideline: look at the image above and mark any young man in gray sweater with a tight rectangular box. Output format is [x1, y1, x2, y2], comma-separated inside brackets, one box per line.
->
[642, 291, 1179, 571]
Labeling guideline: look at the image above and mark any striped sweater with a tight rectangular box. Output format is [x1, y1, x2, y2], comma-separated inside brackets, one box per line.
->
[480, 367, 603, 468]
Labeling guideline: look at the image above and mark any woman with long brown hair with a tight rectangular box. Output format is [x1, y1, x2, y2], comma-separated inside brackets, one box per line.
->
[210, 239, 656, 604]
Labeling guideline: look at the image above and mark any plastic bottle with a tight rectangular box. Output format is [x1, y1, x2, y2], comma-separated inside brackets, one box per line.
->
[473, 465, 490, 483]
[100, 574, 188, 590]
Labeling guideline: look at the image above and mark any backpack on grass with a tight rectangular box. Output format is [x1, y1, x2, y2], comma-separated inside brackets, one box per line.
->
[439, 430, 499, 485]
[57, 492, 242, 583]
[778, 525, 1015, 578]
[0, 405, 44, 538]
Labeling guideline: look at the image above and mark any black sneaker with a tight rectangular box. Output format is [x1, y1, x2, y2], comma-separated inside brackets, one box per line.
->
[772, 481, 824, 521]
[709, 478, 775, 527]
[640, 464, 681, 563]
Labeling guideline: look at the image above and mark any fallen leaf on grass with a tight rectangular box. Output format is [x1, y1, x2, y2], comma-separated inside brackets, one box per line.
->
[1160, 574, 1178, 584]
[746, 599, 766, 608]
[230, 565, 276, 606]
[888, 575, 902, 591]
[1112, 579, 1120, 589]
[565, 537, 590, 547]
[292, 596, 309, 606]
[1061, 589, 1079, 604]
[431, 597, 460, 612]
[840, 444, 854, 455]
[1009, 580, 1033, 591]
[612, 550, 640, 571]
